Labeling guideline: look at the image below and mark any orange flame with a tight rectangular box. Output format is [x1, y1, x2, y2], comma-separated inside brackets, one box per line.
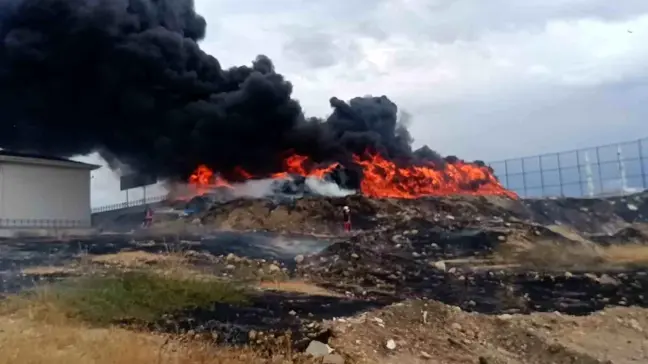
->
[188, 164, 232, 196]
[186, 154, 341, 196]
[352, 152, 517, 199]
[185, 152, 517, 200]
[271, 155, 340, 179]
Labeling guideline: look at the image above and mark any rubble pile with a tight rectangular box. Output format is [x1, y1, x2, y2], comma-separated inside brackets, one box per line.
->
[521, 190, 648, 233]
[296, 237, 648, 315]
[275, 191, 648, 316]
[589, 226, 648, 245]
[197, 190, 648, 236]
[165, 175, 354, 216]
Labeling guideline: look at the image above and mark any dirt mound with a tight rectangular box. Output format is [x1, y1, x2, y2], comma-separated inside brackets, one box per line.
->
[198, 191, 648, 235]
[589, 225, 648, 245]
[325, 299, 648, 364]
[521, 192, 648, 233]
[199, 194, 523, 235]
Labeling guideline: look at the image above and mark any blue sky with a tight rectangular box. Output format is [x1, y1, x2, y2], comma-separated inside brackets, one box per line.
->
[77, 0, 648, 206]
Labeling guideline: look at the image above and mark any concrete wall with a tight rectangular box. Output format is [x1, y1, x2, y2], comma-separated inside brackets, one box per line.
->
[0, 162, 92, 226]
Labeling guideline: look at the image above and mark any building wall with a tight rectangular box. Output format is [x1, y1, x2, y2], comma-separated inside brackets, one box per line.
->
[0, 162, 92, 227]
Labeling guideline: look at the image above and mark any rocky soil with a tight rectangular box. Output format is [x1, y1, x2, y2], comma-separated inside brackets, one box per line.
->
[5, 191, 648, 363]
[199, 191, 648, 235]
[197, 191, 648, 362]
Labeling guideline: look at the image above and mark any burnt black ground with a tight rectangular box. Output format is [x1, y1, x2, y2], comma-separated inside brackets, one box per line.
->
[3, 191, 648, 352]
[297, 229, 648, 316]
[0, 231, 331, 294]
[0, 231, 380, 349]
[148, 291, 384, 350]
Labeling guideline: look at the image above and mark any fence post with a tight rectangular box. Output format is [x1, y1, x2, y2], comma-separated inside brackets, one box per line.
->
[640, 139, 647, 190]
[539, 155, 545, 197]
[595, 146, 604, 195]
[576, 151, 584, 196]
[521, 158, 527, 197]
[556, 152, 564, 196]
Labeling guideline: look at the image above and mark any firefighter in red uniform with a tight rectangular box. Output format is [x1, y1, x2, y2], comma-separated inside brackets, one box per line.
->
[342, 205, 351, 233]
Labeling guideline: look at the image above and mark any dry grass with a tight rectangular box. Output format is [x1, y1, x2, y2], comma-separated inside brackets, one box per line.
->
[0, 312, 267, 364]
[84, 248, 225, 281]
[0, 246, 326, 364]
[0, 271, 274, 363]
[19, 249, 217, 289]
[0, 275, 318, 364]
[600, 244, 648, 265]
[21, 265, 80, 276]
[8, 271, 249, 325]
[544, 225, 594, 245]
[88, 250, 188, 267]
[509, 240, 603, 269]
[495, 238, 648, 270]
[258, 280, 343, 297]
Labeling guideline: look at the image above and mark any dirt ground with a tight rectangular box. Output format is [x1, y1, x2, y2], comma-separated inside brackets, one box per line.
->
[0, 313, 276, 364]
[1, 296, 646, 364]
[325, 300, 648, 364]
[4, 192, 648, 363]
[2, 235, 648, 363]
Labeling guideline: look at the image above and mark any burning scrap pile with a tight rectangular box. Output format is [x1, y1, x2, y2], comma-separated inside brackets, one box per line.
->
[0, 0, 516, 205]
[181, 151, 516, 202]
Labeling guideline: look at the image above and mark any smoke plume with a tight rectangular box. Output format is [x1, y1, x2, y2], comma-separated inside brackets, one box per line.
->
[0, 0, 466, 187]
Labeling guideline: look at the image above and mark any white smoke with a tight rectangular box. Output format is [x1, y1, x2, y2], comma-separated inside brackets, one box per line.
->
[231, 179, 277, 198]
[165, 175, 355, 203]
[231, 176, 354, 198]
[304, 177, 354, 197]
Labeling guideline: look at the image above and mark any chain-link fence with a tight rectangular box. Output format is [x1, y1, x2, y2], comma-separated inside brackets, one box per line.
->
[488, 138, 648, 198]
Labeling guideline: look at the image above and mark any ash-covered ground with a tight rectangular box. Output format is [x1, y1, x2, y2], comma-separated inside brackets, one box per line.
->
[4, 191, 648, 363]
[9, 190, 648, 309]
[191, 191, 648, 314]
[0, 231, 332, 294]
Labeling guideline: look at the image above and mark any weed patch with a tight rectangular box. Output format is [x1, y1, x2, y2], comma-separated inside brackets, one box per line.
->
[17, 271, 249, 325]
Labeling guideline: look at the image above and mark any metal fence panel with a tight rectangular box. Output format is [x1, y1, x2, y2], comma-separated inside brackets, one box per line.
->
[489, 137, 648, 198]
[91, 195, 166, 214]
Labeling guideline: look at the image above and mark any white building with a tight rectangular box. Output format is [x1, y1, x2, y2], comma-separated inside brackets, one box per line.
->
[0, 151, 99, 238]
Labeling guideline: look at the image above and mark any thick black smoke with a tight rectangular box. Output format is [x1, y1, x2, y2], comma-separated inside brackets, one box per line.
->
[0, 0, 462, 186]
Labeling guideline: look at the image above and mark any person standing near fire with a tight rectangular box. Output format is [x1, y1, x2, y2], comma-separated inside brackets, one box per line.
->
[142, 206, 154, 228]
[342, 205, 352, 233]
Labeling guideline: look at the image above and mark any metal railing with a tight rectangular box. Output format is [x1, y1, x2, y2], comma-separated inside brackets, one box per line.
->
[0, 218, 91, 228]
[91, 195, 166, 214]
[488, 137, 648, 198]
